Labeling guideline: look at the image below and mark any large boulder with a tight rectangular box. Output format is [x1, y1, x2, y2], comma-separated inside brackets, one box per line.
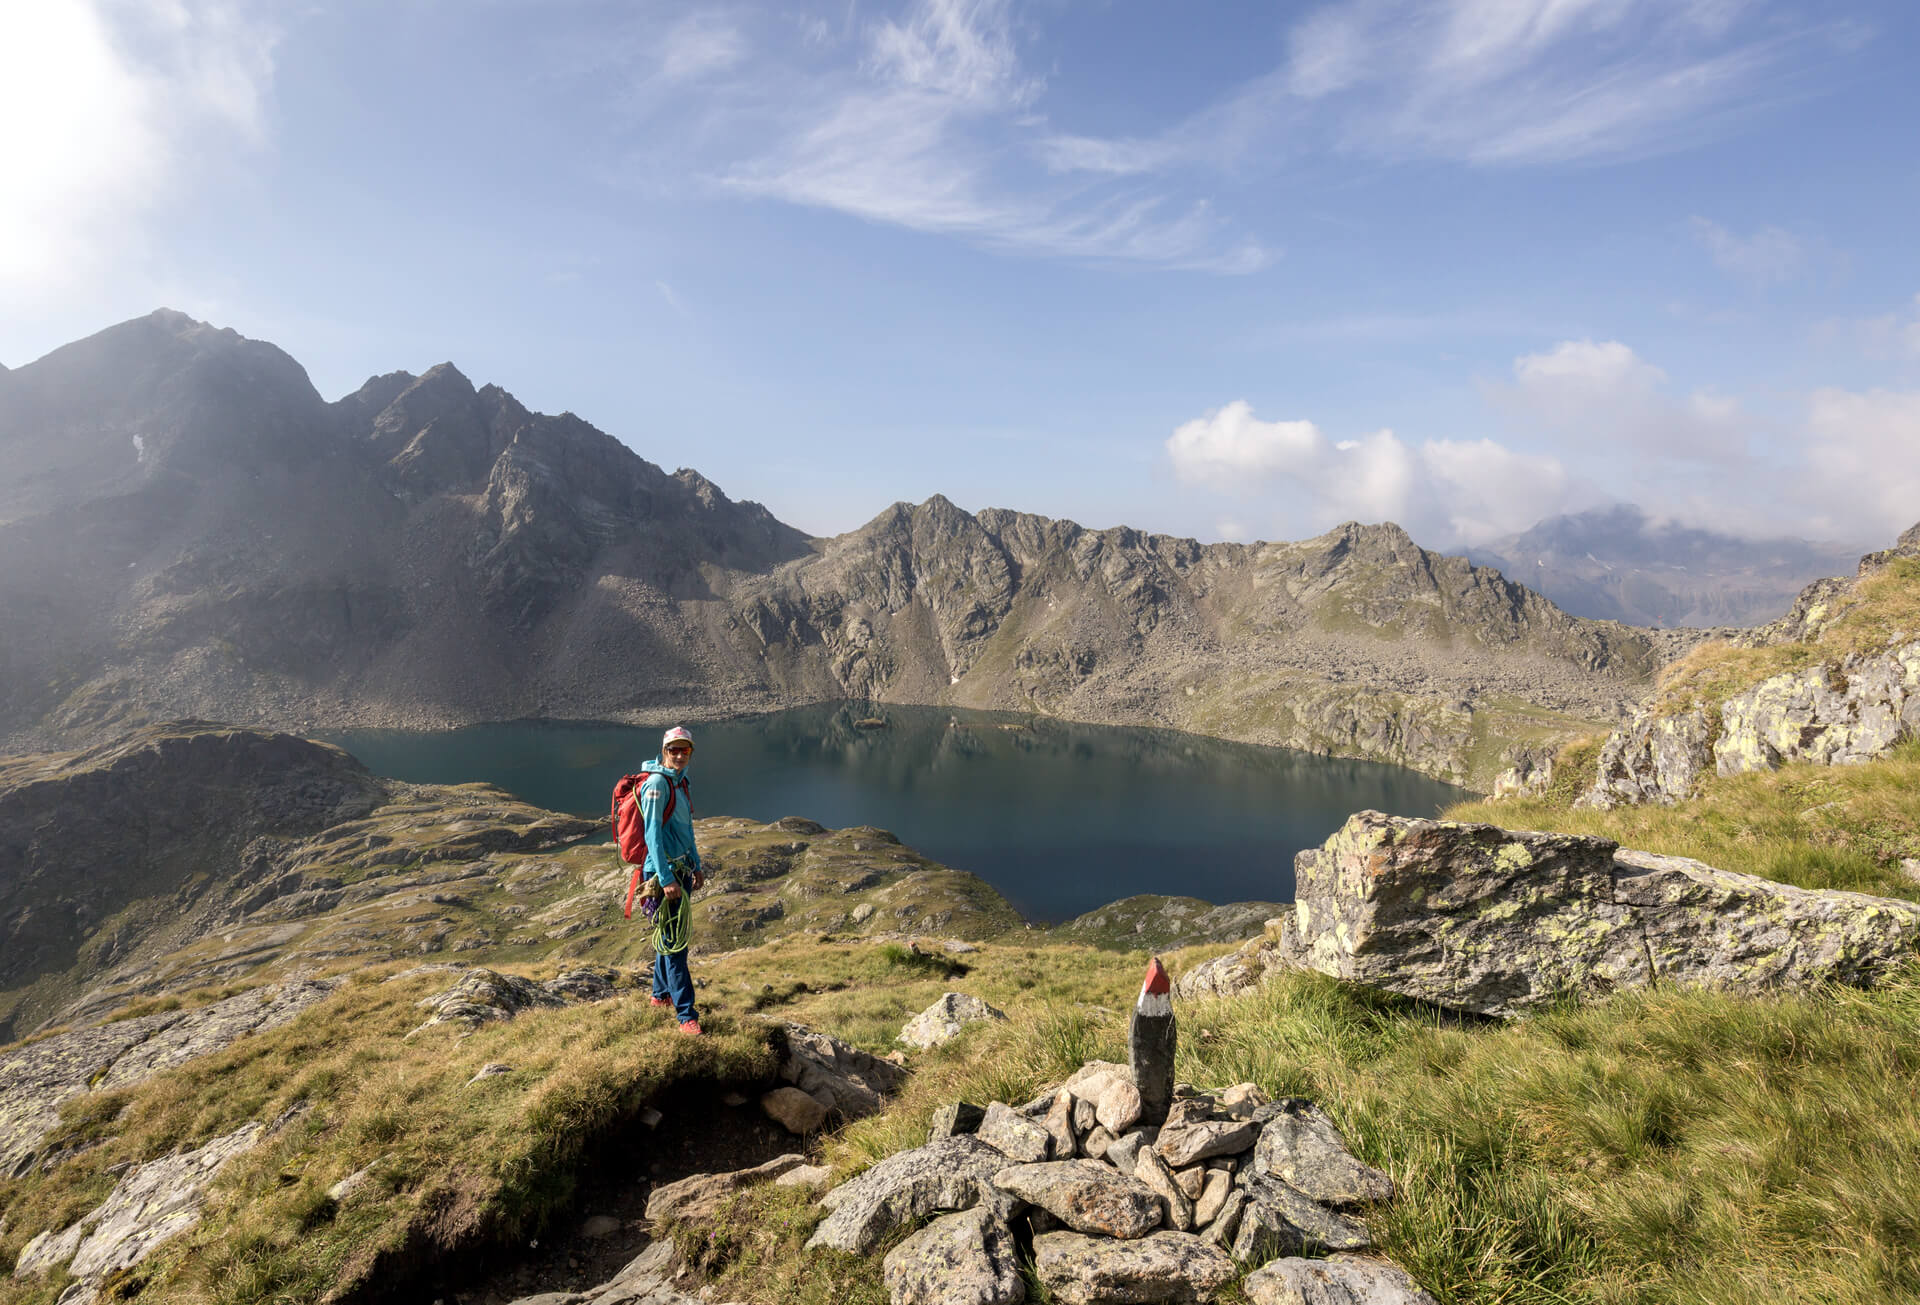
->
[806, 1135, 1008, 1255]
[1290, 811, 1920, 1017]
[1032, 1230, 1236, 1305]
[883, 1207, 1025, 1305]
[898, 993, 1008, 1050]
[1250, 1102, 1392, 1207]
[1243, 1255, 1437, 1305]
[992, 1161, 1163, 1239]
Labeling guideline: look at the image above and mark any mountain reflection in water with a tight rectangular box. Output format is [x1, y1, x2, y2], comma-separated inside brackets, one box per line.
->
[327, 704, 1470, 922]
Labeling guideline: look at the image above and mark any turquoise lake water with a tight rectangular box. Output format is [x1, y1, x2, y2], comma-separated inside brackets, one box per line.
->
[326, 703, 1469, 923]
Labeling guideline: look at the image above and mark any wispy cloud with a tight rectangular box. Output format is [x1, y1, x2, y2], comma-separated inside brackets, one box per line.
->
[0, 0, 278, 299]
[1690, 216, 1805, 288]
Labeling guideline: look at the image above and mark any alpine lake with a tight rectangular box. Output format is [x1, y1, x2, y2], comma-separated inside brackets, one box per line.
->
[326, 703, 1469, 923]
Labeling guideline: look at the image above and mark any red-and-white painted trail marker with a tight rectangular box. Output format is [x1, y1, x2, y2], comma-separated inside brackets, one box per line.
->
[1128, 955, 1176, 1126]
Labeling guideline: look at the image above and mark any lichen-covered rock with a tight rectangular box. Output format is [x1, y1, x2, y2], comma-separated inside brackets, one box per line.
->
[1250, 1102, 1391, 1207]
[779, 1025, 908, 1119]
[1585, 707, 1716, 807]
[413, 967, 618, 1031]
[0, 979, 336, 1179]
[806, 1136, 1008, 1255]
[991, 1161, 1163, 1238]
[898, 993, 1008, 1050]
[1032, 1230, 1236, 1305]
[1174, 919, 1302, 1002]
[14, 1123, 263, 1286]
[1232, 1175, 1371, 1267]
[1243, 1255, 1438, 1305]
[1291, 811, 1920, 1017]
[977, 1103, 1052, 1163]
[1714, 643, 1920, 778]
[883, 1207, 1025, 1305]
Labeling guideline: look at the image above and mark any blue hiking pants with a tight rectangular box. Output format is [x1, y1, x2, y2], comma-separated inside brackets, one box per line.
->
[652, 944, 696, 1022]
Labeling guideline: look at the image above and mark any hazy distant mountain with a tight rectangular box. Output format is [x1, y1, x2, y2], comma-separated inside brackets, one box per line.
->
[0, 311, 1679, 785]
[1469, 506, 1859, 629]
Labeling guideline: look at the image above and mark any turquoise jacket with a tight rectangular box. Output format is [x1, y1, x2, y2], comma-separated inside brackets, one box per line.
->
[639, 760, 701, 890]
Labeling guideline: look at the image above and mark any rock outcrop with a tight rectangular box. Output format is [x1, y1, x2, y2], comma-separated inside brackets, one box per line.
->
[897, 992, 1008, 1050]
[1288, 812, 1920, 1017]
[0, 978, 336, 1178]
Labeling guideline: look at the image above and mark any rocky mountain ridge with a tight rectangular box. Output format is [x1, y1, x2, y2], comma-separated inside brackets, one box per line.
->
[2, 311, 1678, 786]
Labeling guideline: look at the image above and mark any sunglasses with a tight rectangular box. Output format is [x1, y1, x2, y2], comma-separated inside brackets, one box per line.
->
[665, 744, 692, 755]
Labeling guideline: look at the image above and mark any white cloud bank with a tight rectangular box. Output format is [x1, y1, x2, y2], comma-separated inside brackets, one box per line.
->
[1170, 339, 1920, 551]
[0, 0, 278, 300]
[1167, 400, 1569, 547]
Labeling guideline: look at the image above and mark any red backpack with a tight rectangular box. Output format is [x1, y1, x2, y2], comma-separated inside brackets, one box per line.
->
[611, 771, 690, 919]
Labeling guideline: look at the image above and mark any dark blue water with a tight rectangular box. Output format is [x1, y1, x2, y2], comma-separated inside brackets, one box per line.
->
[325, 704, 1469, 922]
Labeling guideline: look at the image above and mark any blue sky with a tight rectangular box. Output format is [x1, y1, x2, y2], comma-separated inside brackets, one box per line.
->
[4, 0, 1918, 550]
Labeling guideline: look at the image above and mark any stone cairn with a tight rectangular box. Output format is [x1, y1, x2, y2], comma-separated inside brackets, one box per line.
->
[805, 959, 1435, 1305]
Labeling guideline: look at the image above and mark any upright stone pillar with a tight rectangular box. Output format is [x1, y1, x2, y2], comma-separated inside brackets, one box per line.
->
[1128, 955, 1176, 1126]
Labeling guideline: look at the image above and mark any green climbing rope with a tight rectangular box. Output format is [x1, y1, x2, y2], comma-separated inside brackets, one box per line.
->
[651, 857, 695, 953]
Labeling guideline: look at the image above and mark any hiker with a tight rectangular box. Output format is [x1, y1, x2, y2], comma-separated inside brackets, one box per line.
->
[640, 726, 705, 1034]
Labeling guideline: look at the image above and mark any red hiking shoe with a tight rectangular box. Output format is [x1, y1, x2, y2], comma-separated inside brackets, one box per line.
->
[650, 997, 671, 1009]
[678, 1019, 703, 1036]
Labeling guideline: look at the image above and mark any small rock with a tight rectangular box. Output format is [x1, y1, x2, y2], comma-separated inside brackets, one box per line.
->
[882, 1207, 1026, 1305]
[850, 903, 876, 924]
[1061, 1061, 1131, 1097]
[929, 1102, 989, 1142]
[1095, 1080, 1143, 1134]
[327, 1157, 387, 1203]
[992, 1161, 1164, 1239]
[640, 1107, 665, 1129]
[1173, 1166, 1207, 1201]
[1217, 1083, 1271, 1120]
[1194, 1169, 1233, 1228]
[1072, 1096, 1099, 1135]
[1243, 1254, 1438, 1305]
[774, 1163, 833, 1189]
[1156, 1119, 1261, 1168]
[579, 1215, 621, 1239]
[1104, 1128, 1156, 1176]
[761, 1087, 829, 1134]
[1043, 1092, 1079, 1159]
[1900, 858, 1920, 886]
[1082, 1125, 1115, 1160]
[977, 1103, 1051, 1163]
[722, 1091, 748, 1107]
[1202, 1190, 1249, 1250]
[468, 1062, 513, 1085]
[1134, 1147, 1196, 1232]
[899, 993, 1010, 1051]
[1251, 1102, 1392, 1207]
[1032, 1230, 1235, 1305]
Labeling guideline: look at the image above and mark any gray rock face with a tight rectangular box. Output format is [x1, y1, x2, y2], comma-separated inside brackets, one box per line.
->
[1291, 811, 1920, 1017]
[1232, 1175, 1371, 1267]
[0, 978, 336, 1179]
[15, 1122, 262, 1287]
[1173, 921, 1303, 1002]
[779, 1025, 908, 1120]
[1250, 1102, 1392, 1207]
[806, 1136, 1009, 1255]
[1714, 643, 1920, 777]
[1031, 1230, 1236, 1305]
[1586, 707, 1717, 807]
[1243, 1255, 1439, 1305]
[977, 1102, 1052, 1163]
[992, 1161, 1163, 1239]
[898, 993, 1008, 1050]
[883, 1207, 1026, 1305]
